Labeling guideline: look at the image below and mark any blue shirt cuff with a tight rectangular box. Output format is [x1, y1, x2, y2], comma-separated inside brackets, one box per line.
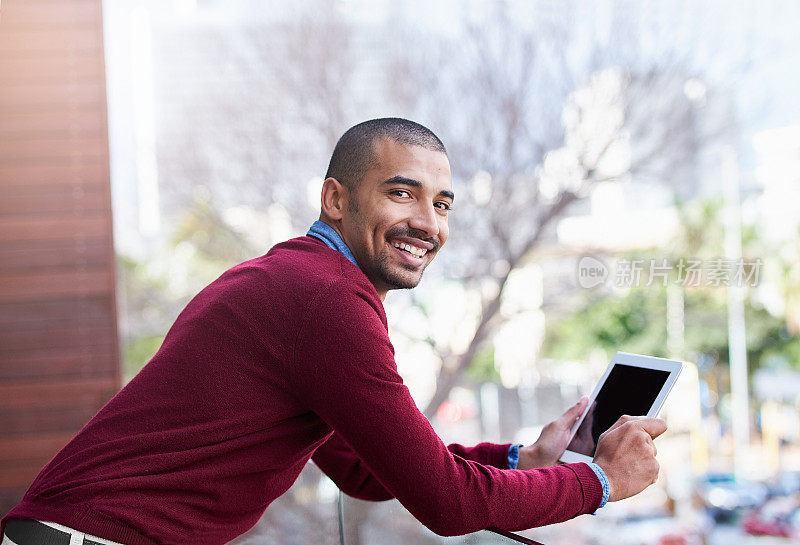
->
[507, 444, 522, 469]
[587, 462, 610, 509]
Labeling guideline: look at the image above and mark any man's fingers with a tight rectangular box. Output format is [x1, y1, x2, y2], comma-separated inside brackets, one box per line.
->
[560, 397, 588, 424]
[637, 418, 668, 439]
[605, 414, 635, 434]
[605, 415, 667, 437]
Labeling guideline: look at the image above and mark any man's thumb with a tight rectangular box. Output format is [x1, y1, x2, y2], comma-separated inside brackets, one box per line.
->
[562, 396, 588, 422]
[639, 418, 668, 439]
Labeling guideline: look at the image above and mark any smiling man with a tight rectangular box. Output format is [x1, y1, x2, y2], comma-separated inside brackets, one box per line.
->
[2, 118, 665, 545]
[319, 132, 451, 296]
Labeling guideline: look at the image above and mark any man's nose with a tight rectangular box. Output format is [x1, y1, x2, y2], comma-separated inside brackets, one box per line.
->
[408, 201, 439, 237]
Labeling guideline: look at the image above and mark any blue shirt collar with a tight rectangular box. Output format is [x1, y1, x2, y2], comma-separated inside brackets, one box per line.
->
[306, 220, 360, 269]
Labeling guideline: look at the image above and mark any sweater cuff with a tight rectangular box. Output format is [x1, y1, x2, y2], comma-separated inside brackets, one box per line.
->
[562, 462, 604, 515]
[491, 442, 515, 469]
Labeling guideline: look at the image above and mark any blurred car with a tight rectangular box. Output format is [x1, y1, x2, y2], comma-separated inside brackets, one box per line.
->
[742, 495, 800, 538]
[693, 472, 769, 524]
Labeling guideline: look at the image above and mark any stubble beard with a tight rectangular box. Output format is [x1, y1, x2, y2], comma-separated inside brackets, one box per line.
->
[348, 198, 427, 292]
[373, 249, 424, 291]
[348, 195, 441, 292]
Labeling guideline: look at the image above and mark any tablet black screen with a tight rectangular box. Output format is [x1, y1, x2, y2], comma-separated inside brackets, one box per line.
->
[566, 363, 670, 457]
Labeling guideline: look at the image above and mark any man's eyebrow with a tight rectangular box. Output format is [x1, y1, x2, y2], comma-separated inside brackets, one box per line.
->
[383, 175, 421, 188]
[383, 175, 455, 201]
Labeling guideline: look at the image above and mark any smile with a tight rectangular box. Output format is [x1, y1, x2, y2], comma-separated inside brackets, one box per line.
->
[392, 241, 427, 258]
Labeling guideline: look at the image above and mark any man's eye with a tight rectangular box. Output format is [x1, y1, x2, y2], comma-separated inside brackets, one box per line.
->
[391, 190, 411, 198]
[434, 202, 452, 211]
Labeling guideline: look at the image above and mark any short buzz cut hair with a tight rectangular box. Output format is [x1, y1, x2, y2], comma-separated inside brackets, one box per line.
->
[324, 118, 447, 193]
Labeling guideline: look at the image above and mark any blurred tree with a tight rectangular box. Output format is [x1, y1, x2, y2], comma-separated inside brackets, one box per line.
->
[118, 192, 260, 380]
[110, 0, 780, 540]
[768, 223, 800, 337]
[171, 188, 259, 265]
[385, 4, 734, 418]
[542, 197, 800, 374]
[117, 254, 172, 380]
[543, 286, 798, 373]
[144, 1, 740, 421]
[241, 1, 363, 230]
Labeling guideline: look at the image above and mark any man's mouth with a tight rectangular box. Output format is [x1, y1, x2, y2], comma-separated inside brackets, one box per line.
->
[391, 241, 427, 258]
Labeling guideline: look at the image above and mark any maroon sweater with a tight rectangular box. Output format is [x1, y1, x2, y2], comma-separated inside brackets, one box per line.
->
[2, 236, 602, 544]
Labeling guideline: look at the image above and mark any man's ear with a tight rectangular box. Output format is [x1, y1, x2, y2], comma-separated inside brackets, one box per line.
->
[320, 177, 349, 221]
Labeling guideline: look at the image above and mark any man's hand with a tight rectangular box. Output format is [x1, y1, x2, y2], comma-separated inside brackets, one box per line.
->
[566, 400, 596, 456]
[517, 397, 588, 470]
[592, 415, 667, 502]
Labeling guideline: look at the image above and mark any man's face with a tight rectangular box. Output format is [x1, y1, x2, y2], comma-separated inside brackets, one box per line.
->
[339, 138, 453, 298]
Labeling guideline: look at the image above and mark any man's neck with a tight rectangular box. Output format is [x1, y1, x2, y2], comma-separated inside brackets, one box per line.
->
[307, 219, 390, 301]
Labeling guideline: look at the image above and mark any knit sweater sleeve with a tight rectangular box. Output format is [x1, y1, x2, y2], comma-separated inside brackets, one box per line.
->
[311, 431, 513, 501]
[291, 279, 602, 536]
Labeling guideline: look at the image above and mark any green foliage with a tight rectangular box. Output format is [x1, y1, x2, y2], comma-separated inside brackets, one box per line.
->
[117, 254, 172, 318]
[669, 198, 724, 258]
[544, 284, 799, 374]
[542, 197, 800, 374]
[543, 288, 669, 360]
[172, 193, 257, 265]
[123, 335, 165, 380]
[118, 195, 261, 378]
[466, 345, 501, 382]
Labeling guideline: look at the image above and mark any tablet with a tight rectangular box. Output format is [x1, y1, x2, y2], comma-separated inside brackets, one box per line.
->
[559, 352, 682, 464]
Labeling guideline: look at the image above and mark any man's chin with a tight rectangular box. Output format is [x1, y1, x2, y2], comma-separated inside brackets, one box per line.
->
[381, 269, 423, 291]
[385, 277, 421, 291]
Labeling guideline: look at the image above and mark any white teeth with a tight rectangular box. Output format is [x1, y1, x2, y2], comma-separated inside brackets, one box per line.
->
[392, 241, 426, 258]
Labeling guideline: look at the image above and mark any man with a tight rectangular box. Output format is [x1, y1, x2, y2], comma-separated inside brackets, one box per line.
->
[1, 118, 665, 545]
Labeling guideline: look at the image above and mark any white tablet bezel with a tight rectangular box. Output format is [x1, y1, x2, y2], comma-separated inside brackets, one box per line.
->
[559, 351, 683, 464]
